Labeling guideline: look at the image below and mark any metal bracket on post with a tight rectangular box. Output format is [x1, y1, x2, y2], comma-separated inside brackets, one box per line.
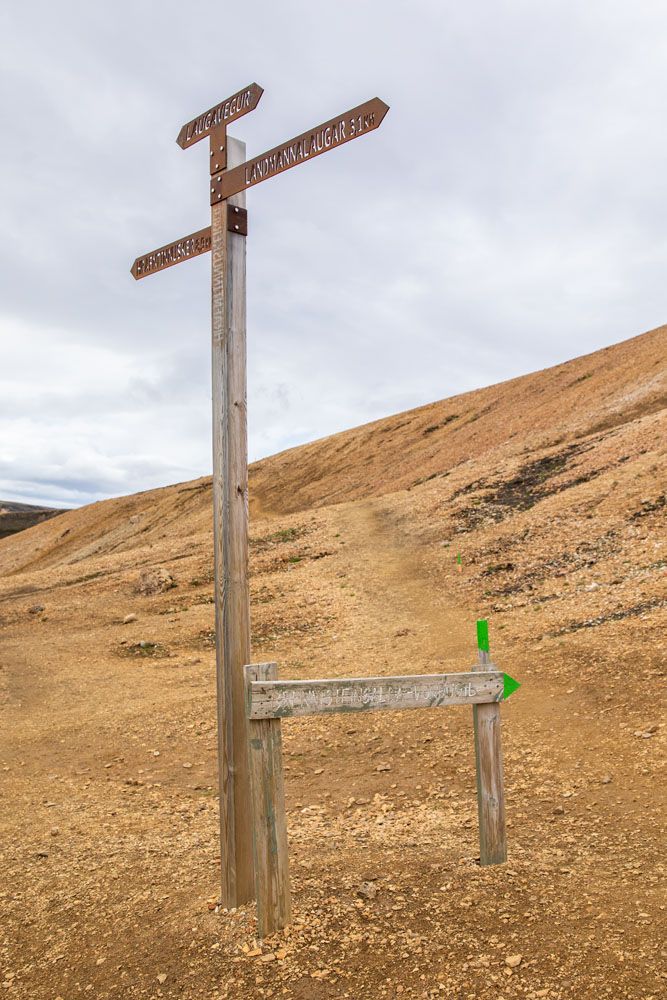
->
[210, 134, 226, 176]
[227, 205, 248, 236]
[211, 170, 226, 205]
[210, 130, 227, 210]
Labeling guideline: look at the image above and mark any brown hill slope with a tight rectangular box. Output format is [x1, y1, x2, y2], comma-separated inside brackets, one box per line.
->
[0, 501, 66, 541]
[250, 323, 666, 514]
[0, 324, 665, 1000]
[0, 323, 664, 578]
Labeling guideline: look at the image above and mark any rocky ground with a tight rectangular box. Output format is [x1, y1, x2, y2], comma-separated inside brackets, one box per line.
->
[0, 326, 665, 999]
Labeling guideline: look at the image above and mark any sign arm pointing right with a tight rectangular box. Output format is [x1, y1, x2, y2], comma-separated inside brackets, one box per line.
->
[211, 97, 389, 204]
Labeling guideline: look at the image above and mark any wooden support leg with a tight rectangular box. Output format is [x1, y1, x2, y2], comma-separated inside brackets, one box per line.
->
[472, 623, 507, 865]
[245, 663, 291, 937]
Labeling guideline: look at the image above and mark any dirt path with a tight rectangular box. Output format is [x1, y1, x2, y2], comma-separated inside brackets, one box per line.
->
[311, 495, 666, 998]
[331, 497, 474, 664]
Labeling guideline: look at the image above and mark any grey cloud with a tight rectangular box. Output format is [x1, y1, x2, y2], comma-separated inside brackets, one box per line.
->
[1, 1, 666, 505]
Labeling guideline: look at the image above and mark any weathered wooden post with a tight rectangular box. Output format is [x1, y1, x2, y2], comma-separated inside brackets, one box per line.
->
[244, 663, 291, 937]
[210, 130, 255, 906]
[472, 619, 507, 865]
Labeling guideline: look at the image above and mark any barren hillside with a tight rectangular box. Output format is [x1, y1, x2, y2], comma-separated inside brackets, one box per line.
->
[0, 324, 664, 578]
[0, 501, 65, 542]
[0, 325, 665, 1000]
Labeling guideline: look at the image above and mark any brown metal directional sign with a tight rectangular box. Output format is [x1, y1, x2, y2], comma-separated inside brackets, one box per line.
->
[177, 84, 263, 150]
[131, 227, 212, 280]
[210, 97, 389, 204]
[131, 208, 247, 280]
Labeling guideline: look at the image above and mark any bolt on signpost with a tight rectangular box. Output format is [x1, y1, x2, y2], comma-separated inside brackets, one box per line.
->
[131, 84, 389, 909]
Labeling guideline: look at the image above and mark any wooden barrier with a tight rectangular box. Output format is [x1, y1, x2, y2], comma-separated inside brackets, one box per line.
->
[244, 621, 517, 936]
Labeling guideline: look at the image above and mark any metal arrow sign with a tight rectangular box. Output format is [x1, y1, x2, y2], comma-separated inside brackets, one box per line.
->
[131, 227, 212, 280]
[130, 208, 247, 280]
[210, 97, 389, 204]
[176, 83, 264, 149]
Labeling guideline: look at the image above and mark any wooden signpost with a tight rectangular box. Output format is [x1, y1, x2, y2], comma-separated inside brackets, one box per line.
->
[244, 620, 519, 937]
[131, 85, 390, 910]
[245, 621, 519, 938]
[131, 86, 520, 936]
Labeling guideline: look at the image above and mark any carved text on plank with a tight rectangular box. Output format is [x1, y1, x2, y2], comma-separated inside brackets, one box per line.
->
[274, 681, 478, 713]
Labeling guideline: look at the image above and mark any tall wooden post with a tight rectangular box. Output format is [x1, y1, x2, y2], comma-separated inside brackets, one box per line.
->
[211, 129, 255, 906]
[472, 619, 507, 865]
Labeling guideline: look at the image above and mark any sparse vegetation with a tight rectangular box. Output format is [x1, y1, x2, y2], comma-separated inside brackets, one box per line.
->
[423, 413, 459, 434]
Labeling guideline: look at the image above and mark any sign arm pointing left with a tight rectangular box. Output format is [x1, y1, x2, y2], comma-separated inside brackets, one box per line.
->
[130, 208, 247, 280]
[176, 83, 263, 149]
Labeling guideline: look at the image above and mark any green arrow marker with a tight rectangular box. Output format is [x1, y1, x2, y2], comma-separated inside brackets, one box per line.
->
[503, 673, 521, 700]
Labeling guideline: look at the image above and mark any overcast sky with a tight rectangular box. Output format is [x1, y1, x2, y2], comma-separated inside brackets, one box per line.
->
[1, 1, 666, 508]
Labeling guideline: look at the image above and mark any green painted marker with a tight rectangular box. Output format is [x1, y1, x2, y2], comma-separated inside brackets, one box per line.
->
[457, 552, 462, 564]
[503, 673, 521, 700]
[476, 618, 489, 652]
[476, 619, 521, 699]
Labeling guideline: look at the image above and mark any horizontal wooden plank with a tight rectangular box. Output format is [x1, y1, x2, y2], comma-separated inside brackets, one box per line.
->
[247, 670, 503, 720]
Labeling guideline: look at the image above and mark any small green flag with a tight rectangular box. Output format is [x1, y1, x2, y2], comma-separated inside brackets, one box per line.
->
[503, 673, 521, 700]
[457, 552, 462, 564]
[476, 618, 489, 652]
